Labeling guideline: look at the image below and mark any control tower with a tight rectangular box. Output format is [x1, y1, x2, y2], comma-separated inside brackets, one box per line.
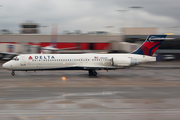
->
[20, 22, 39, 34]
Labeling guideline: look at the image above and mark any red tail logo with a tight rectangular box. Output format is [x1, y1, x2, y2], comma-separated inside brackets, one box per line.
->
[132, 35, 167, 56]
[28, 56, 33, 60]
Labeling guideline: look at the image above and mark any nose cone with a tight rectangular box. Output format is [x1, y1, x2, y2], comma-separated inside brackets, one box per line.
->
[2, 62, 10, 69]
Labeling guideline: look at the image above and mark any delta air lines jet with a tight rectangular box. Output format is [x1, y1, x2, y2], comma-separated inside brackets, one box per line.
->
[2, 35, 173, 76]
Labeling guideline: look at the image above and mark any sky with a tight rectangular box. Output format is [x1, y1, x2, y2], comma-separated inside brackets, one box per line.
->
[0, 0, 180, 34]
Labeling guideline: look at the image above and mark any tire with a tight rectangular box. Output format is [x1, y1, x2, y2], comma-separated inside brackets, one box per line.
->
[92, 71, 97, 76]
[11, 72, 15, 76]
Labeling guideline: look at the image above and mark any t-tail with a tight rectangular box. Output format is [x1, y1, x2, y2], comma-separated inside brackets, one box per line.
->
[132, 35, 168, 56]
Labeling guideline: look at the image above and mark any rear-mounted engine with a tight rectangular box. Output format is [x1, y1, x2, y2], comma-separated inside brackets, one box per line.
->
[111, 57, 139, 67]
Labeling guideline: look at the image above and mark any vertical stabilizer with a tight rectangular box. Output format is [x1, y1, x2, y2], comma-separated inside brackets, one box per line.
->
[132, 35, 167, 56]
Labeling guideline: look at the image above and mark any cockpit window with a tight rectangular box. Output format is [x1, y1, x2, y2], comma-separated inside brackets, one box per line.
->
[12, 57, 19, 61]
[12, 57, 16, 60]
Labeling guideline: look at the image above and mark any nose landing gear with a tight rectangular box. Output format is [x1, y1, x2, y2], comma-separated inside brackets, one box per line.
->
[11, 70, 15, 76]
[88, 69, 97, 76]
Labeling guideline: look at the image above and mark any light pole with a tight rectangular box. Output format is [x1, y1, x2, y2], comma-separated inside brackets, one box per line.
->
[130, 6, 143, 27]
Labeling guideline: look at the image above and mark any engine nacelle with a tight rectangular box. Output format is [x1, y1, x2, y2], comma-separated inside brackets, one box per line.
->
[111, 57, 139, 67]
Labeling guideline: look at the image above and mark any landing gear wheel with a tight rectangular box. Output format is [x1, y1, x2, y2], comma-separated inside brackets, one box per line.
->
[11, 71, 15, 76]
[88, 69, 97, 76]
[92, 71, 97, 76]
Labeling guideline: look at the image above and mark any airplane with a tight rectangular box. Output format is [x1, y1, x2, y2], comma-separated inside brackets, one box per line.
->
[2, 35, 174, 76]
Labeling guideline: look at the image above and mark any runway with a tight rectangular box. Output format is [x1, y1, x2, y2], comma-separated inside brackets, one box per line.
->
[0, 61, 180, 120]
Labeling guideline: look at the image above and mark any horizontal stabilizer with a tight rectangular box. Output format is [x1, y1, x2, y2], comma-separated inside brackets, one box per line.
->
[150, 38, 175, 41]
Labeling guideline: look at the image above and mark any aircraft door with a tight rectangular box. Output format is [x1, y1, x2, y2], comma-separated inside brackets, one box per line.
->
[20, 56, 26, 66]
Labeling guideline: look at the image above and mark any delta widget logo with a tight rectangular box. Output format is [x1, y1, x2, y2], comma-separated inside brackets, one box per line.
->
[28, 55, 55, 60]
[28, 56, 33, 60]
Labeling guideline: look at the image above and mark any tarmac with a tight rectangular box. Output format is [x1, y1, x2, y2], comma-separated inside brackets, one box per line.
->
[0, 61, 180, 120]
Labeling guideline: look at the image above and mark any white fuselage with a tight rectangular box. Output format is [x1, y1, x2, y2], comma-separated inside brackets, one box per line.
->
[2, 53, 156, 71]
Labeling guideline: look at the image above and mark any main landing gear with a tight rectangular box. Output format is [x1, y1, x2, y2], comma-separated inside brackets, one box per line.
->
[11, 70, 15, 76]
[88, 69, 97, 76]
